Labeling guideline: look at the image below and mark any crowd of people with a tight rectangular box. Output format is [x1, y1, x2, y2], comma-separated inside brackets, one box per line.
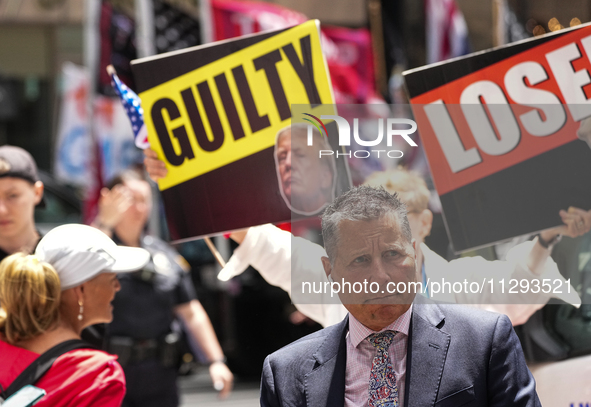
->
[0, 141, 590, 407]
[0, 146, 231, 407]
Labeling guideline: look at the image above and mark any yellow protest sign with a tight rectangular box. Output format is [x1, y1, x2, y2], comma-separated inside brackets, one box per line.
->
[137, 20, 334, 191]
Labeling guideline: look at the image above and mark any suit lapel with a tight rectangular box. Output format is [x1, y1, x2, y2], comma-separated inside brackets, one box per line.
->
[405, 300, 450, 407]
[305, 316, 348, 407]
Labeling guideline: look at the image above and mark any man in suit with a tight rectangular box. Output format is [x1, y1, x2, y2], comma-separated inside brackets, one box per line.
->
[260, 186, 540, 407]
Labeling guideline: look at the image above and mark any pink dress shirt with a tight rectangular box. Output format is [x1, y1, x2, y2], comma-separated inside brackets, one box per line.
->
[344, 305, 412, 407]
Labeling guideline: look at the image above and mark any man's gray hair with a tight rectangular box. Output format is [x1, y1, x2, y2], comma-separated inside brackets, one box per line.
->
[321, 186, 412, 262]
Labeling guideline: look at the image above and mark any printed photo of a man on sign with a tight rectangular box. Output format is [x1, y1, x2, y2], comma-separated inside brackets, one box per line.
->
[274, 123, 337, 215]
[131, 20, 351, 242]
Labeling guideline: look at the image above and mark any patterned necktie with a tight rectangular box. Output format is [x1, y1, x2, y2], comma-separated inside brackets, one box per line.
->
[367, 331, 399, 407]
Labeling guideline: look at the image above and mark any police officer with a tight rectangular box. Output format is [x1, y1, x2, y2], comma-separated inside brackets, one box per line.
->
[0, 145, 44, 261]
[93, 169, 233, 407]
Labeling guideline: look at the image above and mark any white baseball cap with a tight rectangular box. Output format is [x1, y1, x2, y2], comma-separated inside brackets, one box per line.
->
[35, 224, 151, 290]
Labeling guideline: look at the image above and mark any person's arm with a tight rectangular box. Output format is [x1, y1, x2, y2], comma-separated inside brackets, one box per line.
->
[174, 300, 233, 399]
[487, 314, 541, 406]
[144, 148, 167, 181]
[218, 224, 332, 326]
[441, 241, 581, 325]
[74, 380, 126, 407]
[260, 356, 280, 407]
[218, 225, 294, 292]
[39, 352, 127, 407]
[229, 228, 249, 244]
[89, 185, 132, 238]
[440, 208, 589, 325]
[527, 206, 591, 274]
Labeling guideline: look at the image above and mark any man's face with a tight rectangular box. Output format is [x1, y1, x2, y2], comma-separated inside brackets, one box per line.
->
[80, 272, 121, 325]
[321, 213, 417, 331]
[276, 129, 333, 213]
[0, 177, 43, 239]
[276, 132, 293, 199]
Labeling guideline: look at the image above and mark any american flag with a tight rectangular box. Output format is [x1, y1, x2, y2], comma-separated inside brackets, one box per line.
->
[108, 66, 150, 149]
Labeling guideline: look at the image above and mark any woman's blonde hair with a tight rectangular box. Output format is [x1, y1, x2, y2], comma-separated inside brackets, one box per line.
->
[363, 168, 430, 214]
[0, 253, 61, 344]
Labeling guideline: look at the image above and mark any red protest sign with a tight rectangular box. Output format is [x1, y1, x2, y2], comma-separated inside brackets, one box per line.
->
[405, 24, 591, 252]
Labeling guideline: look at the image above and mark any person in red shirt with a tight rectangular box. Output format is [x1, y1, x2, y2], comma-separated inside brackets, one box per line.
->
[0, 224, 150, 407]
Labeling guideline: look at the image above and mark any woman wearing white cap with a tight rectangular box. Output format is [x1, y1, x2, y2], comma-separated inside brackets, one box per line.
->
[0, 224, 150, 407]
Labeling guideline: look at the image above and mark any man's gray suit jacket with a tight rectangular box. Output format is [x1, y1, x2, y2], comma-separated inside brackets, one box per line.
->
[260, 298, 541, 407]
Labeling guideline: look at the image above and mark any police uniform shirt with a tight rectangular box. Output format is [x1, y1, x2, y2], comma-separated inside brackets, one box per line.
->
[108, 234, 197, 340]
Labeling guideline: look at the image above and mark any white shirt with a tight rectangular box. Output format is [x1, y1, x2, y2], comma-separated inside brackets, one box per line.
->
[218, 224, 580, 327]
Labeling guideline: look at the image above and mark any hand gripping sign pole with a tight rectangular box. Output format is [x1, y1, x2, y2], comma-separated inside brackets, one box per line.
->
[107, 65, 226, 268]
